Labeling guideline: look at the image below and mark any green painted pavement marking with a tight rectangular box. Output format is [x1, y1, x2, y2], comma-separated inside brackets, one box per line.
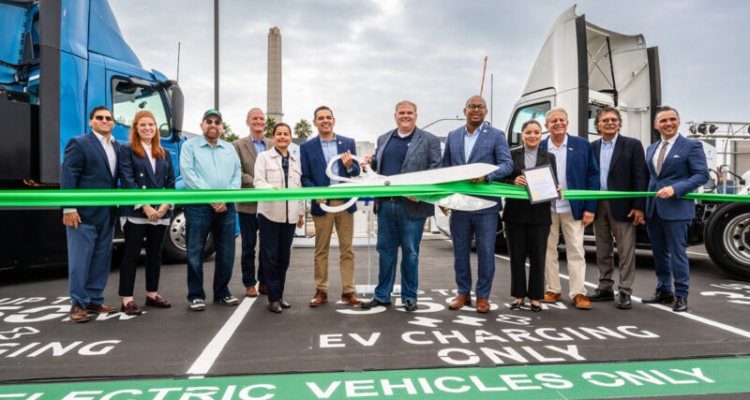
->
[2, 357, 750, 399]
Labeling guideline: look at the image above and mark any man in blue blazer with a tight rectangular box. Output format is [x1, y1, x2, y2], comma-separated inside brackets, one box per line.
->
[361, 100, 442, 312]
[590, 107, 648, 310]
[642, 106, 709, 312]
[301, 106, 362, 307]
[442, 95, 513, 313]
[60, 106, 121, 323]
[539, 108, 599, 310]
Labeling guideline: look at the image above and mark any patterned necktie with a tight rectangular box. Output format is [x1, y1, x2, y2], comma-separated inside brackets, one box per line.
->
[656, 142, 669, 175]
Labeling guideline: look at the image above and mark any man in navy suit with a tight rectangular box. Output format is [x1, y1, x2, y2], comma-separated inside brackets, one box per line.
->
[642, 106, 709, 312]
[361, 100, 442, 312]
[442, 95, 513, 313]
[539, 108, 599, 310]
[590, 107, 648, 310]
[60, 106, 121, 323]
[301, 106, 362, 307]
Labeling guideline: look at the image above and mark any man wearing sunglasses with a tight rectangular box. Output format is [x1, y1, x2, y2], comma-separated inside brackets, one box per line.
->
[590, 107, 648, 310]
[61, 106, 122, 323]
[179, 110, 242, 311]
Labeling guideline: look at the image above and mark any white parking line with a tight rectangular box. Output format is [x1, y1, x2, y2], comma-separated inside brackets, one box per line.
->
[493, 253, 750, 339]
[187, 297, 256, 375]
[687, 251, 709, 257]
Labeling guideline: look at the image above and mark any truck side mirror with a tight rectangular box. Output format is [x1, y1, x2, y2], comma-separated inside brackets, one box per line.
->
[167, 83, 184, 136]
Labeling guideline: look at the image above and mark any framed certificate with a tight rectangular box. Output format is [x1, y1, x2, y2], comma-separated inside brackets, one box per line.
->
[522, 164, 561, 204]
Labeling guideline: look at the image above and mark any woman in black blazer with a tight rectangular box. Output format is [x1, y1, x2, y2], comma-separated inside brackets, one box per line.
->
[502, 120, 560, 312]
[118, 110, 176, 315]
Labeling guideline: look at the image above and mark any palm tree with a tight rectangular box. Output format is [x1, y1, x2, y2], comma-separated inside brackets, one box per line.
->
[264, 116, 277, 138]
[221, 122, 239, 142]
[294, 119, 313, 139]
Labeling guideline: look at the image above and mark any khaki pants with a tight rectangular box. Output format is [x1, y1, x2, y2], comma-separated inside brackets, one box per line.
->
[593, 200, 636, 295]
[545, 211, 587, 299]
[313, 200, 355, 294]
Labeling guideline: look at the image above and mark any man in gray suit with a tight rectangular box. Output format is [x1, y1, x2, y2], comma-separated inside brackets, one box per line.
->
[362, 100, 442, 311]
[234, 108, 273, 297]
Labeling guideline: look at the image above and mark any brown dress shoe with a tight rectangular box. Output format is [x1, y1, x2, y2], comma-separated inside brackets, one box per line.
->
[448, 294, 472, 310]
[85, 304, 117, 314]
[542, 291, 561, 303]
[145, 295, 171, 308]
[309, 290, 328, 307]
[341, 292, 362, 306]
[573, 294, 592, 310]
[476, 298, 490, 313]
[269, 301, 282, 313]
[279, 298, 291, 309]
[69, 305, 90, 323]
[120, 301, 142, 316]
[258, 284, 268, 295]
[245, 286, 259, 297]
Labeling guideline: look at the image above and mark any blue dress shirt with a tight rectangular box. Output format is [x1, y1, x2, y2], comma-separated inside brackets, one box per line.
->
[463, 123, 483, 161]
[599, 133, 618, 191]
[180, 135, 242, 190]
[252, 138, 267, 156]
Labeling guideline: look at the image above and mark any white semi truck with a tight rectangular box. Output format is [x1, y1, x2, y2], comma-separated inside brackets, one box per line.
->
[435, 5, 750, 280]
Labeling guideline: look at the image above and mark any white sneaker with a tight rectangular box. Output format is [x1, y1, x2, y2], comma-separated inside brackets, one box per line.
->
[216, 296, 239, 306]
[189, 299, 206, 311]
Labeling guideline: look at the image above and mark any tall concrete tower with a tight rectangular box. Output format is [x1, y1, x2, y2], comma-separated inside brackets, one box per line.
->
[267, 27, 283, 122]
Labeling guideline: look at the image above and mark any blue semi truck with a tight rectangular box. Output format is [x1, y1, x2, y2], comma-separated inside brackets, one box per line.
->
[0, 0, 195, 268]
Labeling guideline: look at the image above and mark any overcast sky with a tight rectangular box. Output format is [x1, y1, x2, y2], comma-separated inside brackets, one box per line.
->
[109, 0, 749, 142]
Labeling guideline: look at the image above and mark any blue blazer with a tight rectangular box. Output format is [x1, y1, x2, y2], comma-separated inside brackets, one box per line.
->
[441, 123, 513, 214]
[300, 134, 361, 216]
[60, 131, 121, 226]
[592, 135, 648, 222]
[118, 144, 176, 219]
[645, 134, 709, 221]
[539, 134, 599, 220]
[371, 127, 442, 219]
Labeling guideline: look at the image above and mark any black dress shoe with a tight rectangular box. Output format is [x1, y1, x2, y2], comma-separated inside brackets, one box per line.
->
[279, 299, 291, 309]
[268, 301, 282, 313]
[404, 299, 418, 312]
[530, 303, 542, 312]
[616, 293, 632, 309]
[673, 296, 688, 312]
[589, 289, 615, 302]
[361, 298, 391, 309]
[509, 301, 525, 311]
[642, 290, 675, 304]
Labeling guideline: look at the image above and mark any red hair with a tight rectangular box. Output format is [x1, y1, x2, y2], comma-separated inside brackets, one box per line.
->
[129, 110, 166, 159]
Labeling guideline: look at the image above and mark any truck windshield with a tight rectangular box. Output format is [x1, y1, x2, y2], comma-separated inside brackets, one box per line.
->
[112, 78, 171, 137]
[508, 102, 550, 147]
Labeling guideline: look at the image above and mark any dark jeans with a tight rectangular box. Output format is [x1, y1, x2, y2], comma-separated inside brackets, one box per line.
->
[119, 221, 168, 297]
[238, 212, 263, 287]
[185, 203, 236, 301]
[66, 213, 115, 308]
[374, 199, 426, 303]
[505, 222, 549, 301]
[258, 214, 296, 303]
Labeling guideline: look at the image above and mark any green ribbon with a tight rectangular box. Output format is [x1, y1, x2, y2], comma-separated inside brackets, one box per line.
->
[0, 182, 747, 207]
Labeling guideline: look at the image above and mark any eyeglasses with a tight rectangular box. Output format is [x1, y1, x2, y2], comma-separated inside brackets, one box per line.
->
[204, 119, 222, 125]
[94, 115, 113, 121]
[466, 104, 486, 110]
[600, 118, 620, 123]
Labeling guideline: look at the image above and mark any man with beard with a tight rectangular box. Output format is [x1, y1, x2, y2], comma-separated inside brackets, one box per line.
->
[180, 110, 242, 311]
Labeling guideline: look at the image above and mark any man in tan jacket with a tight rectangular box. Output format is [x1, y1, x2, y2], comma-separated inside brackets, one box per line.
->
[233, 108, 273, 297]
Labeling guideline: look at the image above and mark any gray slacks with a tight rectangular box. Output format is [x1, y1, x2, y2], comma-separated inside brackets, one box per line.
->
[593, 200, 636, 295]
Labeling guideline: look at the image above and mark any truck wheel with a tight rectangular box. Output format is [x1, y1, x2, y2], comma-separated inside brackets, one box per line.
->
[705, 202, 750, 280]
[162, 209, 215, 264]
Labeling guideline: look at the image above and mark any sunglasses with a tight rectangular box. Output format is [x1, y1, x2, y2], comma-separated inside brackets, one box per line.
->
[94, 115, 113, 121]
[204, 119, 222, 125]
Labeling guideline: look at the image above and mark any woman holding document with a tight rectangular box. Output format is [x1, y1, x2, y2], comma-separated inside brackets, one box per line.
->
[501, 120, 560, 312]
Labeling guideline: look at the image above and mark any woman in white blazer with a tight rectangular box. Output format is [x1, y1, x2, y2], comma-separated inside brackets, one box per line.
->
[254, 123, 304, 313]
